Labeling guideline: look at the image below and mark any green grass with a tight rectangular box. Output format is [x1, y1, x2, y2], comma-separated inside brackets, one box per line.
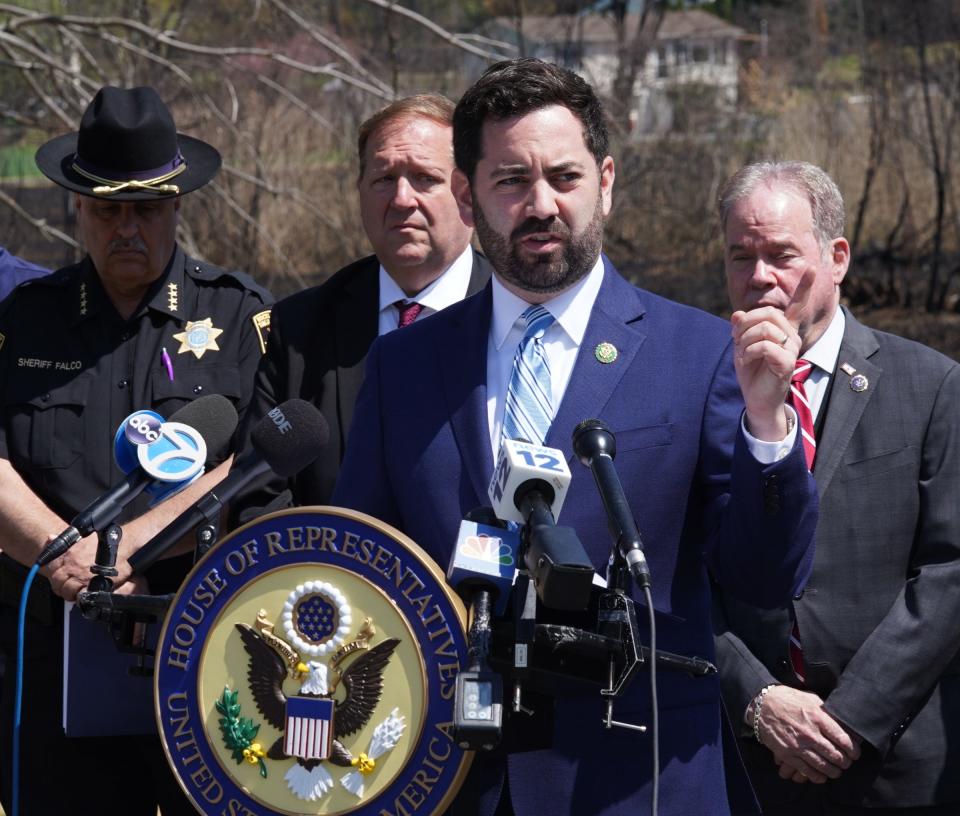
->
[0, 144, 43, 180]
[820, 53, 861, 85]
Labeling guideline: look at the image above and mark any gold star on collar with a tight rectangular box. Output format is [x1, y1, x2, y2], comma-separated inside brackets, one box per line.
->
[172, 318, 223, 359]
[79, 282, 88, 316]
[167, 282, 179, 312]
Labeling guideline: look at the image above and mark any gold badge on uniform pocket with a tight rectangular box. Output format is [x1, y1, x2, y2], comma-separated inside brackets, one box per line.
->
[173, 317, 223, 359]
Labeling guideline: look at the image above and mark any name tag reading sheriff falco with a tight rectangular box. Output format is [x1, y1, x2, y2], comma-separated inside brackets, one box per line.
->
[155, 507, 472, 816]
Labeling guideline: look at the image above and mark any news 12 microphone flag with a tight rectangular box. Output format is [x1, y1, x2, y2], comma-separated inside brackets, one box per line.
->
[488, 438, 571, 525]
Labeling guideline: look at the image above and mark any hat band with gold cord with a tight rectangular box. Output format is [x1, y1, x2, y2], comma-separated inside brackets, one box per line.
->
[71, 151, 187, 196]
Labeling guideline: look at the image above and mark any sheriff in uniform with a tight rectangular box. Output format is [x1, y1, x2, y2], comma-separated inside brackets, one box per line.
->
[0, 86, 271, 815]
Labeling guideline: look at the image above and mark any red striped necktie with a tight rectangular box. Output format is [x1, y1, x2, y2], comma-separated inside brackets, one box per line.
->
[787, 358, 816, 683]
[790, 359, 817, 469]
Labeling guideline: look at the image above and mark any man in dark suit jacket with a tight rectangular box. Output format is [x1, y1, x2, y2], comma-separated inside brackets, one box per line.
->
[714, 160, 960, 814]
[332, 58, 817, 816]
[235, 94, 489, 512]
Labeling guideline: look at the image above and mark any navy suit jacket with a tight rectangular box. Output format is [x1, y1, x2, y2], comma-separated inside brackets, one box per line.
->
[333, 258, 817, 816]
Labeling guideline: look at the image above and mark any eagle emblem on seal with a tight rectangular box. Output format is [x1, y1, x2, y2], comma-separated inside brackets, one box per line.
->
[228, 580, 404, 801]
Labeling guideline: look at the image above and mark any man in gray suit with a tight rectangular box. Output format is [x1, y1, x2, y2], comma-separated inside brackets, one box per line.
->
[234, 94, 490, 515]
[714, 160, 960, 814]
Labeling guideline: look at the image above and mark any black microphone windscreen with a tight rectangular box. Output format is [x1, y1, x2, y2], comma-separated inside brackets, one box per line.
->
[572, 418, 615, 463]
[168, 394, 239, 463]
[250, 399, 329, 478]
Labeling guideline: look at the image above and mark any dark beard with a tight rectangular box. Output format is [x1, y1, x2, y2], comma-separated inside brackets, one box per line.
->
[472, 194, 604, 295]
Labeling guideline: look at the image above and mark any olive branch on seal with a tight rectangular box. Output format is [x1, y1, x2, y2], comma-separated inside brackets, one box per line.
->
[216, 687, 268, 778]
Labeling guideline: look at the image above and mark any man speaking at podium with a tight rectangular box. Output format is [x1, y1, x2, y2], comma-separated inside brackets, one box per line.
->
[333, 59, 817, 816]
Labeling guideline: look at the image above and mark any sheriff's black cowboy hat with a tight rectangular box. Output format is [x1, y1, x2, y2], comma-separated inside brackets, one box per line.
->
[35, 85, 221, 200]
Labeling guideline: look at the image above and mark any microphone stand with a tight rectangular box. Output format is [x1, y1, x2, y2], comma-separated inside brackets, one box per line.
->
[77, 521, 174, 677]
[86, 522, 122, 594]
[489, 537, 715, 703]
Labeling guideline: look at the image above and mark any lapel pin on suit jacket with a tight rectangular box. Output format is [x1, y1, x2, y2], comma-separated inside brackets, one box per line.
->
[840, 361, 869, 392]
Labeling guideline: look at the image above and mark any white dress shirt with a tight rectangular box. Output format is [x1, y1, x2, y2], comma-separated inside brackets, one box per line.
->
[799, 306, 846, 422]
[486, 256, 604, 455]
[377, 245, 475, 336]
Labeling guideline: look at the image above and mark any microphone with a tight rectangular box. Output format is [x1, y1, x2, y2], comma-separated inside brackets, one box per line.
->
[113, 394, 238, 504]
[155, 393, 237, 462]
[488, 439, 593, 611]
[36, 395, 238, 568]
[447, 506, 519, 617]
[129, 399, 329, 574]
[447, 508, 516, 751]
[572, 419, 651, 589]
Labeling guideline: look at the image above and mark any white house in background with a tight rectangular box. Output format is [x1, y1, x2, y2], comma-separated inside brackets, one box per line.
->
[471, 9, 744, 135]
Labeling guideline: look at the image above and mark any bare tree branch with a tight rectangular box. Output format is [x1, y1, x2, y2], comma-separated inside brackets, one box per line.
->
[610, 1, 666, 133]
[0, 187, 79, 249]
[355, 0, 504, 62]
[0, 39, 76, 128]
[94, 28, 194, 83]
[206, 179, 307, 291]
[264, 0, 394, 96]
[0, 7, 394, 99]
[238, 65, 335, 131]
[220, 163, 347, 234]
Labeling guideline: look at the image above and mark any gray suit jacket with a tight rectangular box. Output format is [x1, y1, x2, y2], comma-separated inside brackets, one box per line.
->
[715, 307, 960, 808]
[231, 250, 490, 517]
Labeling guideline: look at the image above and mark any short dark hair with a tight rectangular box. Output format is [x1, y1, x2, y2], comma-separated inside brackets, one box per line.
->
[453, 58, 609, 181]
[357, 93, 455, 179]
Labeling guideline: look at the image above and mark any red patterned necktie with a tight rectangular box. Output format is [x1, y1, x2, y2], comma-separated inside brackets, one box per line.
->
[790, 359, 817, 469]
[787, 358, 816, 683]
[396, 300, 423, 328]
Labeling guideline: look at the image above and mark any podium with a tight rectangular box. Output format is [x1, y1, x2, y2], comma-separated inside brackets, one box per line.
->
[153, 507, 472, 815]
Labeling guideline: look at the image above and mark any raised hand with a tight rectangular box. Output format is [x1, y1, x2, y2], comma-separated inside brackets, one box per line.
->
[731, 270, 814, 440]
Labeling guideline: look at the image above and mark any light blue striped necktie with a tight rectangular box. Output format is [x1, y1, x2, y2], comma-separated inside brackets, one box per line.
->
[502, 304, 556, 446]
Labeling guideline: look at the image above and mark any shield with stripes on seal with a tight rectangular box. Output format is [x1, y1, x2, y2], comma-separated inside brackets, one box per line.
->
[284, 696, 335, 760]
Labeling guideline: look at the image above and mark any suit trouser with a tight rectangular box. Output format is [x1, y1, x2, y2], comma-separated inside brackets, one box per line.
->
[0, 591, 196, 816]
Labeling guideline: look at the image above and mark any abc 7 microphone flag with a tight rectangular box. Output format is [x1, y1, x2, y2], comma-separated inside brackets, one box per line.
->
[115, 409, 207, 501]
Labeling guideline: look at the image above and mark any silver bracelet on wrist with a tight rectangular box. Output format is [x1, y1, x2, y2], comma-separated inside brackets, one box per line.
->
[753, 684, 777, 744]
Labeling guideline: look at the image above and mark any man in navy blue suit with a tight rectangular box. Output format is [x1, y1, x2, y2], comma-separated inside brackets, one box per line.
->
[333, 59, 817, 816]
